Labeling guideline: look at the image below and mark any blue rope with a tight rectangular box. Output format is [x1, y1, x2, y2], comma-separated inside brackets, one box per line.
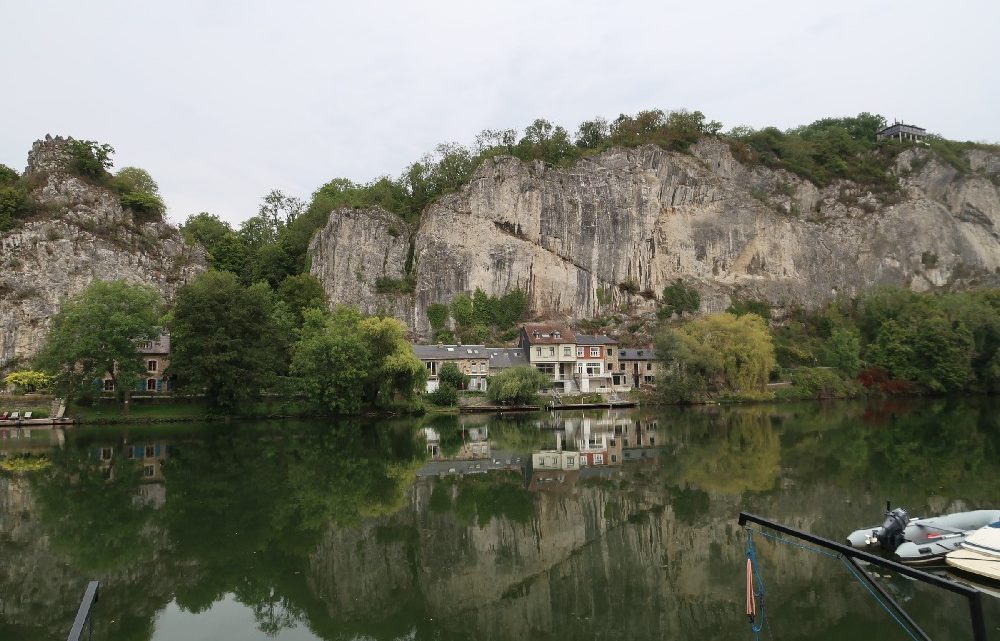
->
[745, 529, 767, 639]
[743, 526, 921, 641]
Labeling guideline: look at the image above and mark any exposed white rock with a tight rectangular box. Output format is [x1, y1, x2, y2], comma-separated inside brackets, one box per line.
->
[310, 139, 1000, 336]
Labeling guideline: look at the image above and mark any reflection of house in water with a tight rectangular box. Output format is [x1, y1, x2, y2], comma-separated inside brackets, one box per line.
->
[536, 412, 660, 468]
[422, 425, 492, 461]
[94, 441, 169, 506]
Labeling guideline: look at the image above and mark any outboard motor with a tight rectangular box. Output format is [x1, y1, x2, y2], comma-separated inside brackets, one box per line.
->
[876, 507, 910, 551]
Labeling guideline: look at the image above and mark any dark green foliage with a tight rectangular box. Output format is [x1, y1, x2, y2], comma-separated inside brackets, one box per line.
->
[426, 383, 459, 407]
[727, 298, 772, 319]
[181, 212, 251, 276]
[608, 109, 721, 152]
[824, 327, 862, 375]
[777, 367, 861, 400]
[659, 279, 701, 319]
[277, 274, 327, 326]
[34, 280, 162, 403]
[0, 164, 34, 230]
[450, 293, 474, 327]
[374, 275, 416, 295]
[438, 362, 468, 390]
[168, 271, 287, 413]
[68, 139, 115, 181]
[450, 288, 528, 331]
[0, 164, 18, 185]
[119, 191, 165, 223]
[727, 113, 901, 200]
[426, 303, 450, 332]
[454, 473, 533, 526]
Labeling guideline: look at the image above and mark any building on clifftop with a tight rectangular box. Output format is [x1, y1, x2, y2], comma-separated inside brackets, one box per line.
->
[876, 121, 927, 142]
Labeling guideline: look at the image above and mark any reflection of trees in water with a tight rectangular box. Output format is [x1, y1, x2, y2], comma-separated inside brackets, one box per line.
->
[671, 408, 781, 494]
[31, 448, 155, 573]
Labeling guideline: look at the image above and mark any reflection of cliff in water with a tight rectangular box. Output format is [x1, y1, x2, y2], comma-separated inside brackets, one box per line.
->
[3, 401, 1000, 640]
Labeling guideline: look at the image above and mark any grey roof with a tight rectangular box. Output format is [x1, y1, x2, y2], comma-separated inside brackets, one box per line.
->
[412, 344, 488, 360]
[575, 334, 618, 345]
[139, 333, 170, 355]
[486, 347, 529, 369]
[618, 347, 656, 360]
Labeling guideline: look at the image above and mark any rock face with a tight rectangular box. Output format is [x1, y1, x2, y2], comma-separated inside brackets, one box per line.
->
[0, 136, 206, 371]
[309, 140, 1000, 335]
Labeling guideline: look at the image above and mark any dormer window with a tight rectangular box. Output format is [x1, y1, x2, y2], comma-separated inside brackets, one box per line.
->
[553, 331, 561, 338]
[533, 331, 540, 339]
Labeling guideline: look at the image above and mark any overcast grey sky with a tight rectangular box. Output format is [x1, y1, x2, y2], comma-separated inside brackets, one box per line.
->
[2, 0, 998, 226]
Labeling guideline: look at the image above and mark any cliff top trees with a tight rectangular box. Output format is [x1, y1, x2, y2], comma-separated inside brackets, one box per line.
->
[35, 280, 162, 403]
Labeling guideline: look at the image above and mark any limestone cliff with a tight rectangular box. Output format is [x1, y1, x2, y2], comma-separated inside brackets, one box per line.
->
[309, 140, 1000, 335]
[0, 136, 205, 371]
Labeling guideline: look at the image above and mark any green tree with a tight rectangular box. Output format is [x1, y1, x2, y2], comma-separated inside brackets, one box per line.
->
[290, 308, 371, 414]
[486, 367, 549, 405]
[869, 317, 973, 393]
[277, 274, 327, 326]
[450, 293, 474, 327]
[168, 271, 285, 413]
[438, 362, 469, 390]
[181, 213, 251, 276]
[824, 327, 862, 375]
[113, 166, 159, 195]
[68, 140, 115, 180]
[657, 313, 775, 395]
[34, 280, 161, 404]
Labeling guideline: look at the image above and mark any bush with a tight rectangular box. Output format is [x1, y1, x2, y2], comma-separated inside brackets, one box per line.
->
[779, 367, 859, 400]
[438, 362, 469, 390]
[374, 275, 416, 294]
[486, 366, 549, 406]
[426, 383, 459, 406]
[659, 280, 700, 319]
[119, 191, 165, 223]
[426, 303, 450, 331]
[68, 140, 114, 181]
[3, 370, 53, 393]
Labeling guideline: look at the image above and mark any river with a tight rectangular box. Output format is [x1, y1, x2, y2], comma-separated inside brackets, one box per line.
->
[2, 398, 1000, 641]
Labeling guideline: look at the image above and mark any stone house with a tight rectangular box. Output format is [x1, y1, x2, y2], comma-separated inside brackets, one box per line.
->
[617, 347, 658, 389]
[485, 347, 529, 376]
[519, 323, 579, 393]
[101, 333, 173, 394]
[412, 344, 490, 392]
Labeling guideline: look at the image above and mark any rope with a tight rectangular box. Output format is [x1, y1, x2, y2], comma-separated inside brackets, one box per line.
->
[743, 526, 921, 641]
[745, 529, 768, 639]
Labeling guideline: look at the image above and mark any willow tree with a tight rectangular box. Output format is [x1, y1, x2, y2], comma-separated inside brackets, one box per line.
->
[657, 312, 775, 396]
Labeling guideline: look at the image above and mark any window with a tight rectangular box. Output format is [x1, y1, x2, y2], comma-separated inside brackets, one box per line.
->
[101, 447, 112, 460]
[566, 456, 575, 466]
[548, 346, 555, 356]
[563, 346, 571, 357]
[590, 347, 600, 358]
[594, 453, 604, 464]
[644, 375, 654, 383]
[147, 379, 157, 391]
[620, 363, 625, 371]
[611, 455, 617, 463]
[145, 445, 155, 458]
[610, 439, 616, 447]
[553, 331, 561, 338]
[585, 362, 602, 376]
[147, 360, 157, 372]
[649, 437, 656, 445]
[143, 464, 155, 478]
[535, 363, 555, 375]
[646, 362, 652, 370]
[576, 346, 583, 357]
[536, 346, 542, 356]
[127, 447, 135, 459]
[103, 379, 115, 392]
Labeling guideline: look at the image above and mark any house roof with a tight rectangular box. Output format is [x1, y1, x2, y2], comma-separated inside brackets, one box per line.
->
[412, 344, 488, 360]
[618, 347, 656, 360]
[575, 333, 618, 346]
[485, 347, 529, 369]
[521, 323, 576, 344]
[139, 333, 170, 355]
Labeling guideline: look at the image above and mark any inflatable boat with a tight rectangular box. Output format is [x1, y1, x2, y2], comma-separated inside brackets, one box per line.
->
[846, 506, 1000, 564]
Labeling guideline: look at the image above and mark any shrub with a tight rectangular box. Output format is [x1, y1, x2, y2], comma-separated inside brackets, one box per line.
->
[3, 370, 53, 393]
[782, 367, 859, 400]
[727, 298, 772, 319]
[659, 279, 700, 318]
[426, 383, 459, 406]
[438, 362, 469, 390]
[119, 191, 166, 223]
[68, 140, 114, 181]
[426, 303, 450, 331]
[374, 275, 416, 294]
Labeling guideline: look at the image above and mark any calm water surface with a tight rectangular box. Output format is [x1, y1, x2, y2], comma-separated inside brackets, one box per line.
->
[2, 399, 1000, 641]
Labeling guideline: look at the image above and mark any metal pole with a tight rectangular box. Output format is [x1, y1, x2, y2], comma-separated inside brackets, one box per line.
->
[842, 555, 931, 641]
[66, 581, 100, 641]
[739, 513, 988, 641]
